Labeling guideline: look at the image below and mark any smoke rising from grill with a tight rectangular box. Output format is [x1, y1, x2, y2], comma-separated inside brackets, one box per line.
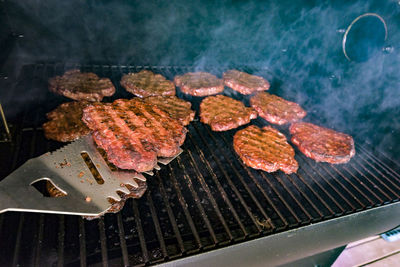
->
[2, 0, 400, 158]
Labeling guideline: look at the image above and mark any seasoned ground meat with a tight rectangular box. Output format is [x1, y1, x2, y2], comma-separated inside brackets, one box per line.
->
[49, 69, 115, 101]
[144, 96, 195, 126]
[120, 70, 175, 98]
[289, 122, 355, 164]
[82, 98, 187, 172]
[42, 101, 91, 142]
[233, 125, 298, 174]
[250, 92, 307, 125]
[223, 70, 270, 95]
[174, 72, 224, 96]
[200, 95, 257, 131]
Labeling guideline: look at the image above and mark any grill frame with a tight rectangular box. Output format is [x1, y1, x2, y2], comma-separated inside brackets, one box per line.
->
[0, 63, 399, 266]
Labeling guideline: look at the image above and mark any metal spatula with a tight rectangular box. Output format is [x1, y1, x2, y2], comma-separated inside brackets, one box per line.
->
[0, 136, 180, 217]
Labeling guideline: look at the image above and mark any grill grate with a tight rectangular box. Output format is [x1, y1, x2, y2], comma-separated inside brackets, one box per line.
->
[0, 63, 399, 266]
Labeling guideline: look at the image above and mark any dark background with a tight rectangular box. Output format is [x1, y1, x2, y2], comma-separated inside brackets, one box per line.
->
[1, 0, 400, 159]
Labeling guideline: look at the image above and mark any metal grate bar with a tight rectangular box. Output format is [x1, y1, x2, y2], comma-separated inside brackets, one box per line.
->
[357, 147, 400, 191]
[218, 132, 288, 228]
[78, 218, 87, 267]
[146, 191, 169, 260]
[116, 213, 130, 266]
[329, 164, 377, 206]
[33, 214, 45, 267]
[281, 173, 326, 219]
[132, 200, 150, 264]
[340, 165, 385, 203]
[185, 149, 234, 241]
[176, 156, 219, 245]
[346, 162, 394, 201]
[297, 157, 357, 211]
[156, 173, 186, 254]
[56, 215, 65, 267]
[296, 169, 345, 215]
[97, 218, 109, 267]
[259, 171, 302, 224]
[184, 133, 249, 237]
[272, 172, 314, 222]
[168, 165, 203, 250]
[11, 213, 25, 267]
[202, 125, 277, 227]
[319, 164, 365, 209]
[359, 145, 400, 178]
[190, 125, 263, 232]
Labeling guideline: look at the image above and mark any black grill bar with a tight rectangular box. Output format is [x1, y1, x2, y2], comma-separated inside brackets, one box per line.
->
[116, 213, 130, 266]
[184, 150, 234, 241]
[168, 165, 203, 250]
[33, 214, 44, 267]
[79, 218, 87, 267]
[185, 134, 249, 237]
[0, 63, 399, 266]
[189, 125, 263, 233]
[146, 190, 169, 261]
[175, 157, 219, 245]
[155, 172, 185, 255]
[56, 215, 65, 267]
[97, 218, 109, 267]
[132, 201, 149, 264]
[201, 125, 275, 230]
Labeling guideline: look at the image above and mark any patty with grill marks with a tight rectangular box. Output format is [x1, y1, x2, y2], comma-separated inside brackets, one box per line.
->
[250, 92, 307, 125]
[120, 70, 175, 98]
[200, 95, 257, 131]
[223, 70, 270, 95]
[82, 98, 187, 172]
[289, 122, 355, 164]
[49, 69, 115, 101]
[43, 101, 91, 142]
[234, 125, 298, 174]
[143, 96, 195, 126]
[174, 72, 224, 96]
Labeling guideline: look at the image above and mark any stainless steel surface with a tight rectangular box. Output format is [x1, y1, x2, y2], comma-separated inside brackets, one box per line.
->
[0, 135, 146, 216]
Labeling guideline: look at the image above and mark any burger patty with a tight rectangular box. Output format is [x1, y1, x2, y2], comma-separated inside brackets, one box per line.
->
[223, 70, 270, 95]
[289, 122, 355, 164]
[42, 101, 91, 142]
[200, 95, 257, 131]
[120, 70, 175, 98]
[250, 92, 307, 125]
[49, 69, 115, 101]
[144, 96, 195, 126]
[233, 125, 298, 174]
[82, 98, 187, 172]
[174, 72, 224, 96]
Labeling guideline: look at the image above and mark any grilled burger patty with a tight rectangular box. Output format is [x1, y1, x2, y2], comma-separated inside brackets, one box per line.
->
[49, 69, 115, 102]
[120, 70, 176, 98]
[289, 122, 355, 164]
[42, 101, 91, 142]
[234, 125, 298, 174]
[144, 96, 195, 126]
[250, 92, 307, 125]
[82, 98, 187, 172]
[223, 70, 270, 95]
[200, 95, 257, 131]
[174, 72, 224, 96]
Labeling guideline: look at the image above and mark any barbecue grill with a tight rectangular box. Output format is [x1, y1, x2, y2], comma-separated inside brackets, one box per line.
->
[1, 1, 400, 266]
